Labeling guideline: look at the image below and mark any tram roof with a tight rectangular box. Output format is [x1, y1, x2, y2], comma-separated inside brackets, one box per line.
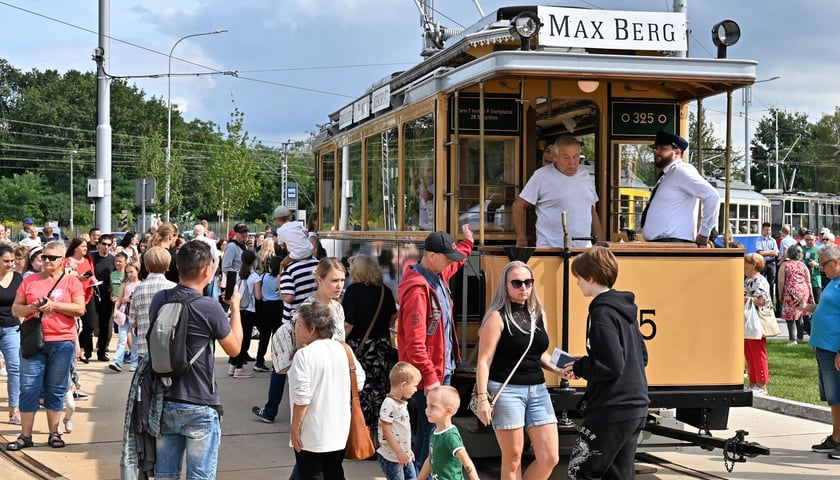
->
[319, 5, 756, 139]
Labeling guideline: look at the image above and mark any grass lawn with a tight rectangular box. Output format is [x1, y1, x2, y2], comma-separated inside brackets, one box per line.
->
[758, 339, 823, 405]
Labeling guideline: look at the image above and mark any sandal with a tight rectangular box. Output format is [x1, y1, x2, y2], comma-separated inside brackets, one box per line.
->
[48, 432, 65, 449]
[6, 434, 33, 451]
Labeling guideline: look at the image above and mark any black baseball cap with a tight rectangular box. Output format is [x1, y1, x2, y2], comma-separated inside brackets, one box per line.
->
[424, 231, 465, 262]
[233, 223, 249, 234]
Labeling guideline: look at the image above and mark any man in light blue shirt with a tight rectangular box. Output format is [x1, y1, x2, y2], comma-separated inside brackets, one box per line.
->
[756, 222, 779, 314]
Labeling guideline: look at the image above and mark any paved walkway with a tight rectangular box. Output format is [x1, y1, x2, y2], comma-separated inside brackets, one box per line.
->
[0, 341, 385, 479]
[0, 334, 836, 479]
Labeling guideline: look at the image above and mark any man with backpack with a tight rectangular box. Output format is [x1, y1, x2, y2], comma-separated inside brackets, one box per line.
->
[148, 241, 243, 479]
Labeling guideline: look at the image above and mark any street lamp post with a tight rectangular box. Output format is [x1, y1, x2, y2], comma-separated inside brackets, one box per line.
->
[166, 29, 228, 222]
[743, 76, 780, 186]
[69, 149, 77, 235]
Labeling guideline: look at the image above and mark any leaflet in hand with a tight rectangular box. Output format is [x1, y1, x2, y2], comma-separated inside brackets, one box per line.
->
[550, 347, 576, 368]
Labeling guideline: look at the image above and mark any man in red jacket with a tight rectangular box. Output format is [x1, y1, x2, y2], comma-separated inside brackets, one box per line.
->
[397, 224, 473, 472]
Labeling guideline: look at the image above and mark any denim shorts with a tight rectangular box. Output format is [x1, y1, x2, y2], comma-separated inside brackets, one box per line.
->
[19, 340, 74, 412]
[816, 348, 840, 405]
[155, 401, 221, 480]
[488, 380, 557, 430]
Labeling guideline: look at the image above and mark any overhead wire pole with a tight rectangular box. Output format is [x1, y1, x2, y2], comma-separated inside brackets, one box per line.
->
[94, 0, 112, 232]
[281, 141, 291, 207]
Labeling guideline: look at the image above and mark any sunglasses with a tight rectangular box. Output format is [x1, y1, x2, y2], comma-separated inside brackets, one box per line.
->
[509, 278, 534, 289]
[99, 242, 112, 246]
[42, 255, 62, 262]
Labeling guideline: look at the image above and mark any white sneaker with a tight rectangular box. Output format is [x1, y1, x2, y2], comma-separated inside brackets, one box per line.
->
[751, 386, 768, 395]
[233, 368, 253, 378]
[227, 364, 235, 376]
[63, 418, 74, 433]
[128, 365, 137, 372]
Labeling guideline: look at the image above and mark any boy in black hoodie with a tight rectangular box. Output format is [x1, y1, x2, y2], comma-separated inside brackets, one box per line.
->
[562, 245, 649, 479]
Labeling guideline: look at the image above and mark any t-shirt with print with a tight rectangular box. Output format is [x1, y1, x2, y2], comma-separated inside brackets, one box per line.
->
[429, 425, 466, 479]
[149, 284, 231, 406]
[377, 396, 412, 463]
[110, 270, 125, 300]
[17, 273, 84, 342]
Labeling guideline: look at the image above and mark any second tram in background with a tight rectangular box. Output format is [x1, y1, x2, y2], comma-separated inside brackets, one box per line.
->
[312, 3, 768, 461]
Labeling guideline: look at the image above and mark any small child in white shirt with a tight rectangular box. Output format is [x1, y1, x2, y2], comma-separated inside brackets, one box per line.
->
[273, 205, 316, 270]
[378, 362, 422, 480]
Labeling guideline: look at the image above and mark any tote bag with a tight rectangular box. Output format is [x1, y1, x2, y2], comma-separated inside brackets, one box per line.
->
[744, 299, 764, 340]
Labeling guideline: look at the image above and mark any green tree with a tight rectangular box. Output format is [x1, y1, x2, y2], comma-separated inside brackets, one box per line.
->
[0, 172, 49, 222]
[205, 108, 262, 224]
[751, 109, 813, 191]
[688, 109, 743, 181]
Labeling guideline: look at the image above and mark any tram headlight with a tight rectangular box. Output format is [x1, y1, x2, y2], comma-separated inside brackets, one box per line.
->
[509, 12, 541, 51]
[711, 20, 740, 59]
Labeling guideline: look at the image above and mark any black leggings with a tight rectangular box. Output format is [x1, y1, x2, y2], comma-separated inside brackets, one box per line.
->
[232, 310, 256, 369]
[78, 298, 97, 359]
[256, 300, 283, 365]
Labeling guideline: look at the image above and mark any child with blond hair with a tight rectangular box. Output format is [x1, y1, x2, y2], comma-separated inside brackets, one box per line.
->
[417, 386, 480, 480]
[378, 362, 422, 480]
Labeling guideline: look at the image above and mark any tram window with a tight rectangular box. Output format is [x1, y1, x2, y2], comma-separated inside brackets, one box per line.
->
[366, 128, 399, 231]
[750, 204, 759, 220]
[405, 114, 436, 231]
[729, 204, 738, 219]
[738, 221, 748, 234]
[347, 141, 363, 229]
[613, 143, 654, 236]
[320, 152, 336, 230]
[750, 222, 759, 234]
[793, 201, 807, 214]
[457, 137, 517, 232]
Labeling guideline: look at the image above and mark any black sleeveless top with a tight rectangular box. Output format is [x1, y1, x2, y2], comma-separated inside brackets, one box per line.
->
[488, 302, 549, 386]
[0, 271, 23, 327]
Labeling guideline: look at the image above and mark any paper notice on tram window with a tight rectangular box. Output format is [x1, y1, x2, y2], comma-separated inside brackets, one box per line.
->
[551, 348, 576, 368]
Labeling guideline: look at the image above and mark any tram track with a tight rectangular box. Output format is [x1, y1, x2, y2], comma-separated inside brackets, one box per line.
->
[0, 433, 66, 480]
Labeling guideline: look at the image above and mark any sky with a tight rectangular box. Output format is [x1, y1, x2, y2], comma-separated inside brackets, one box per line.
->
[3, 0, 840, 152]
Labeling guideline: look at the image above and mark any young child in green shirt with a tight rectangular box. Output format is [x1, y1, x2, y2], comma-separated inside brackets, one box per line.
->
[417, 386, 480, 480]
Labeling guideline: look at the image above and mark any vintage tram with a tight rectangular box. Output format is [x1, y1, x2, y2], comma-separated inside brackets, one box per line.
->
[312, 4, 766, 459]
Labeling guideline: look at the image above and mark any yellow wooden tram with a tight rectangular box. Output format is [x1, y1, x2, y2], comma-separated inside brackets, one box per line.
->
[313, 4, 764, 458]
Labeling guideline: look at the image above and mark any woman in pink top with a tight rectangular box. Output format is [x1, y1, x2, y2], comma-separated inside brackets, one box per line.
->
[7, 241, 85, 451]
[778, 244, 813, 346]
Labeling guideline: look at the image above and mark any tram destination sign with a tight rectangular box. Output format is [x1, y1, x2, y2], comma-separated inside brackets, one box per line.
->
[537, 6, 687, 52]
[449, 96, 520, 134]
[611, 101, 677, 138]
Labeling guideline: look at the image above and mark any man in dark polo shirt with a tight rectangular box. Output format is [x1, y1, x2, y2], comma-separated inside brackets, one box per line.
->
[149, 241, 243, 479]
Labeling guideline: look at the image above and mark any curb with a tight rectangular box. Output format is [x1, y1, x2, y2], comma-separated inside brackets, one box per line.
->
[752, 394, 832, 425]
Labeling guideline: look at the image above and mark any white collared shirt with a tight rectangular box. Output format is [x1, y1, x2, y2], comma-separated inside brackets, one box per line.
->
[642, 160, 720, 242]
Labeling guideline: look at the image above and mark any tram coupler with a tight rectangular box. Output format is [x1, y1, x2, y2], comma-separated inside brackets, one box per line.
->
[644, 423, 770, 466]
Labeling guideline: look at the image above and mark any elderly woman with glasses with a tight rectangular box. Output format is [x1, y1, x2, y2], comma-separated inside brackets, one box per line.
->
[778, 244, 813, 345]
[797, 244, 840, 455]
[8, 241, 85, 451]
[474, 260, 560, 480]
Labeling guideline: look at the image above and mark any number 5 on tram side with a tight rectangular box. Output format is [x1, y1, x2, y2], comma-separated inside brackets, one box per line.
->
[313, 5, 767, 459]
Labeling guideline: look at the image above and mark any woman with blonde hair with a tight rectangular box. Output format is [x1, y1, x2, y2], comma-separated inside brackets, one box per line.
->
[141, 222, 178, 282]
[342, 254, 398, 428]
[256, 236, 276, 275]
[474, 260, 559, 479]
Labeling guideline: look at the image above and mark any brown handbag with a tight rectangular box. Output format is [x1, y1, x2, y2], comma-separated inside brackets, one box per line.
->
[342, 342, 376, 460]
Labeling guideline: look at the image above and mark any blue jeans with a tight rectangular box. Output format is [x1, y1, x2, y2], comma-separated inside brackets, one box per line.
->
[379, 454, 417, 480]
[412, 374, 450, 475]
[20, 340, 74, 412]
[0, 325, 21, 409]
[155, 401, 221, 480]
[263, 371, 287, 420]
[111, 322, 131, 367]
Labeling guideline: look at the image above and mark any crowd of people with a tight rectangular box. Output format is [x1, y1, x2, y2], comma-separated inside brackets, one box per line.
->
[2, 126, 839, 476]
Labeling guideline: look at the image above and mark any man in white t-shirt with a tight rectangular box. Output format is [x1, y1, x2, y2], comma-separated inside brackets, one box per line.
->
[513, 136, 604, 248]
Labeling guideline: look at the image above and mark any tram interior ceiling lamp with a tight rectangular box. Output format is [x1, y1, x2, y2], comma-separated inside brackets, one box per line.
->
[711, 20, 741, 59]
[509, 11, 541, 51]
[577, 80, 600, 93]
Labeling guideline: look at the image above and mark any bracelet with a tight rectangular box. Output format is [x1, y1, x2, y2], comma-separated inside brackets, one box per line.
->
[475, 392, 488, 397]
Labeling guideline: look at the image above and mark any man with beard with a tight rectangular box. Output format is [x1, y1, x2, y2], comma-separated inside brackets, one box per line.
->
[641, 130, 719, 247]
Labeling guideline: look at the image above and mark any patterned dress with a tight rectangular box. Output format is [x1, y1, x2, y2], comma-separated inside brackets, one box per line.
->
[781, 261, 813, 321]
